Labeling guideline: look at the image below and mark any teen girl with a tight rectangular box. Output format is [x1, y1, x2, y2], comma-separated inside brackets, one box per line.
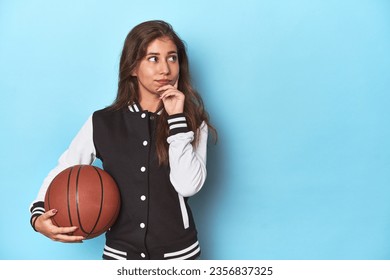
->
[30, 20, 215, 260]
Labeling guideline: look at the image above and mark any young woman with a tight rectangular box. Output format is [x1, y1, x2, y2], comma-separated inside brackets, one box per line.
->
[29, 20, 216, 260]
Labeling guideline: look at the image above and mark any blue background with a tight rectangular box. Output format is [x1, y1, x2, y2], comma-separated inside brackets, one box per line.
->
[1, 0, 389, 260]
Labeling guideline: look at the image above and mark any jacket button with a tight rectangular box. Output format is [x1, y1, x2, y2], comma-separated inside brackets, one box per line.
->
[141, 113, 146, 118]
[140, 223, 145, 228]
[143, 140, 148, 146]
[140, 253, 146, 258]
[140, 195, 146, 201]
[140, 166, 146, 172]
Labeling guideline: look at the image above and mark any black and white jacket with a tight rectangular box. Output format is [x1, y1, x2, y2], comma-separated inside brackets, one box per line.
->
[30, 103, 208, 260]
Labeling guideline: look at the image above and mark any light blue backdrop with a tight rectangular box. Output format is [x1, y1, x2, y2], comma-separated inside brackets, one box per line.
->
[1, 0, 389, 260]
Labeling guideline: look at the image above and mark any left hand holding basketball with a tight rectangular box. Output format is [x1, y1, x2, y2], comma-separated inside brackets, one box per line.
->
[34, 209, 84, 243]
[158, 79, 185, 115]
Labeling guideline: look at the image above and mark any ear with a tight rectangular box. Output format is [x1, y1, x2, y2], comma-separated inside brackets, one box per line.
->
[131, 67, 138, 77]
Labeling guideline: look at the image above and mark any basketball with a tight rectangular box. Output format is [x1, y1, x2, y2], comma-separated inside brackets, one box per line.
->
[44, 165, 121, 239]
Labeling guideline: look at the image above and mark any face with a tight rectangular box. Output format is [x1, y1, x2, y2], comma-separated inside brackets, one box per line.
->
[132, 37, 179, 98]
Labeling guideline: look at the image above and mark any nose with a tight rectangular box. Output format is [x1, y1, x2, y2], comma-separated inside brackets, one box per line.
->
[159, 60, 170, 75]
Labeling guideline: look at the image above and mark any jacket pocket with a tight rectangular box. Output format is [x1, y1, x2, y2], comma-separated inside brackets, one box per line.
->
[178, 194, 189, 229]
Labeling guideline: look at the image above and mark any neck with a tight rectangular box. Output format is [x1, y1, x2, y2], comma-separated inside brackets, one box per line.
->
[139, 94, 161, 113]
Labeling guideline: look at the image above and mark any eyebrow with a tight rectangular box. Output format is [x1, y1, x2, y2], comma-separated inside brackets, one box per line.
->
[146, 51, 178, 55]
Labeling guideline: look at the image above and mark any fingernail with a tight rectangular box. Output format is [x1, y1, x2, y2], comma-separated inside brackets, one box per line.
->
[52, 209, 58, 214]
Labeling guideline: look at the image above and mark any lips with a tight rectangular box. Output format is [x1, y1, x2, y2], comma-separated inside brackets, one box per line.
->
[155, 79, 171, 86]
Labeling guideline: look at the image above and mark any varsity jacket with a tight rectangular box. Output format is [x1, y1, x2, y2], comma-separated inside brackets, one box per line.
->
[29, 103, 208, 260]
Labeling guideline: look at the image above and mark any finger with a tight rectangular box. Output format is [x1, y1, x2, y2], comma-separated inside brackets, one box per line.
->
[160, 91, 179, 100]
[159, 88, 173, 97]
[45, 209, 58, 217]
[157, 84, 174, 92]
[54, 234, 85, 243]
[52, 226, 80, 235]
[51, 226, 85, 242]
[42, 209, 58, 219]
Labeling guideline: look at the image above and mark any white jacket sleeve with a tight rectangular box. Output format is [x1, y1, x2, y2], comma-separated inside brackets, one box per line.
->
[167, 115, 208, 197]
[31, 115, 96, 206]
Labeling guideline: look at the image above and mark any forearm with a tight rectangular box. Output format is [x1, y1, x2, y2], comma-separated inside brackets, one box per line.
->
[167, 115, 208, 197]
[29, 115, 96, 225]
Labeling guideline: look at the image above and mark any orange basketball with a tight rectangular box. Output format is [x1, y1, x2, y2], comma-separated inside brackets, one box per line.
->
[44, 165, 121, 239]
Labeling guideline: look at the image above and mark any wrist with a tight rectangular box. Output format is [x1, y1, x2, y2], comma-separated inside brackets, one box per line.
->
[167, 113, 189, 136]
[30, 214, 41, 232]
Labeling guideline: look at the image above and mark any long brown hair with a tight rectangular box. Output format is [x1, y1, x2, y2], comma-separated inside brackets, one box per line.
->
[109, 20, 216, 165]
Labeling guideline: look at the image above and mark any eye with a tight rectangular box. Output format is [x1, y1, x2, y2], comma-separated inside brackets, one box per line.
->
[168, 55, 178, 62]
[147, 56, 158, 62]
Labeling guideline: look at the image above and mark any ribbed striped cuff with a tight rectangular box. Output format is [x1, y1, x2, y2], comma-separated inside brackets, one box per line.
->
[30, 201, 45, 231]
[167, 114, 189, 136]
